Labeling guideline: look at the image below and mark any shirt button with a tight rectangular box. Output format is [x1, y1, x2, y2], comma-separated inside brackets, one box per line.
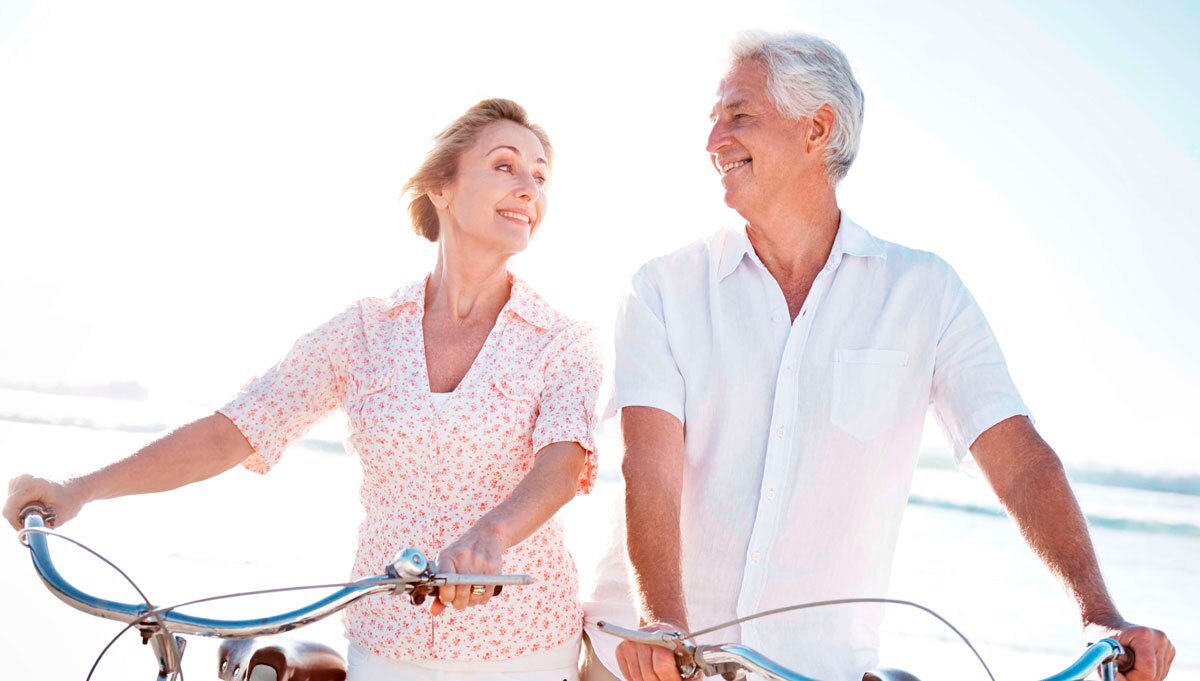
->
[784, 365, 794, 374]
[751, 550, 761, 562]
[765, 488, 776, 501]
[776, 427, 785, 437]
[772, 313, 783, 323]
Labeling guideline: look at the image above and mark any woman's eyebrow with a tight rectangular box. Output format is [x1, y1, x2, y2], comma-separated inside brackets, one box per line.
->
[486, 145, 547, 165]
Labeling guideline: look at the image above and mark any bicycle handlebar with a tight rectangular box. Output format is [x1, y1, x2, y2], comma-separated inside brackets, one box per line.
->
[18, 506, 531, 639]
[596, 620, 1134, 681]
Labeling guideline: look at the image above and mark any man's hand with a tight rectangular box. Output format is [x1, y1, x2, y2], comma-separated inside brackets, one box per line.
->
[1085, 620, 1175, 681]
[615, 622, 685, 681]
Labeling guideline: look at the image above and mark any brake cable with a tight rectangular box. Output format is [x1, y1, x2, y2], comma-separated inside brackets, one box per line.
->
[684, 597, 996, 681]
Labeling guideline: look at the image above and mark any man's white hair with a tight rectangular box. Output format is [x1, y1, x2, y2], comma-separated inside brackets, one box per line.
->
[729, 30, 865, 184]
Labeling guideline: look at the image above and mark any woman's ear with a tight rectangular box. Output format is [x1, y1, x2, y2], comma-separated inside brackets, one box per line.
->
[427, 185, 451, 210]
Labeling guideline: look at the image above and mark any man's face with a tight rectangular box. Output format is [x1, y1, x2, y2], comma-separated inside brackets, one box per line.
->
[707, 59, 815, 218]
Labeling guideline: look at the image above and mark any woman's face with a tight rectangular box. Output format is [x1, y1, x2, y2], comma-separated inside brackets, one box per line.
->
[432, 120, 549, 255]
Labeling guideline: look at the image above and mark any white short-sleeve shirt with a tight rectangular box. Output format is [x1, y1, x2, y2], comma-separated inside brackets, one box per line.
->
[583, 214, 1029, 681]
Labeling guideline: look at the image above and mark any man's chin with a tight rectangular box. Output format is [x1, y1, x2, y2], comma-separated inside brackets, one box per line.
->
[723, 186, 749, 213]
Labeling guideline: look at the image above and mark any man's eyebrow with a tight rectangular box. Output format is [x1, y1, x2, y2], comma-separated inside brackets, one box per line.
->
[486, 145, 547, 165]
[709, 98, 748, 122]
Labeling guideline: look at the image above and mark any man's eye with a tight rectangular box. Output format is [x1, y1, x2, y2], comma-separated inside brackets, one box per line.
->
[535, 176, 546, 185]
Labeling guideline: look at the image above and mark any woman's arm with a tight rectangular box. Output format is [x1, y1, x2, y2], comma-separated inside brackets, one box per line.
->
[432, 441, 586, 614]
[3, 412, 253, 530]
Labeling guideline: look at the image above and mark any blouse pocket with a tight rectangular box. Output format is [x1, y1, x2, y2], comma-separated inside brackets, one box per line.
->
[830, 348, 909, 443]
[345, 369, 395, 432]
[493, 370, 538, 404]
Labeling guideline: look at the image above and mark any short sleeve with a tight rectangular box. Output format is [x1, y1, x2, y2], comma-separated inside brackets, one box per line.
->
[218, 309, 351, 474]
[532, 322, 603, 494]
[605, 267, 687, 424]
[930, 269, 1031, 469]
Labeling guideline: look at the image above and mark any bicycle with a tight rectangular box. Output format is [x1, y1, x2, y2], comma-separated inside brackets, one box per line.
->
[17, 505, 1137, 681]
[17, 504, 530, 680]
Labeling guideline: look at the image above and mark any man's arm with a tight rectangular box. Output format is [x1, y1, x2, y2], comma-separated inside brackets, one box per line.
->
[972, 415, 1175, 681]
[616, 406, 688, 681]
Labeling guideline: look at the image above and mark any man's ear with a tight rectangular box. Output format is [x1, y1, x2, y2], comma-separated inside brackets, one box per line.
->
[428, 185, 451, 210]
[807, 104, 836, 152]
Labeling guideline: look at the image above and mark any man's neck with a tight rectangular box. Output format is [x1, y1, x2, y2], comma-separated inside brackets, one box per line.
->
[743, 187, 841, 288]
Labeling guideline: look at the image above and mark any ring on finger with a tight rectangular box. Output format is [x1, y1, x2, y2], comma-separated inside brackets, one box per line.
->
[470, 584, 487, 597]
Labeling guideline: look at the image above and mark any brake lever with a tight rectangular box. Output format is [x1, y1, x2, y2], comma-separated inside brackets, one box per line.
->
[596, 621, 701, 678]
[384, 548, 504, 605]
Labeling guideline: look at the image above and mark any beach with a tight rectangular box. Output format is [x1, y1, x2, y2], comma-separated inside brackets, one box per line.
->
[0, 390, 1196, 680]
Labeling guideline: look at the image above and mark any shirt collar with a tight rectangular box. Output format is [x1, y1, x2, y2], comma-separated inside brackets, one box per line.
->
[385, 274, 556, 330]
[505, 275, 556, 330]
[716, 212, 886, 281]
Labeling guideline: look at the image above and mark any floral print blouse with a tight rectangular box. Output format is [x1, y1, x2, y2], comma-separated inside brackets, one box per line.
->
[219, 275, 601, 660]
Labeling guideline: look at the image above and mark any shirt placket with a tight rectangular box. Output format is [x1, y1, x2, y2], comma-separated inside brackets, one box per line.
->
[736, 258, 841, 649]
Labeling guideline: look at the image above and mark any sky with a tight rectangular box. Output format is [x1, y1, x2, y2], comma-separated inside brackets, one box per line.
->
[0, 0, 1197, 473]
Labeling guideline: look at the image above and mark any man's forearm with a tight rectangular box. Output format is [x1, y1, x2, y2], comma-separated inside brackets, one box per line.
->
[622, 406, 690, 629]
[625, 471, 688, 627]
[974, 417, 1121, 627]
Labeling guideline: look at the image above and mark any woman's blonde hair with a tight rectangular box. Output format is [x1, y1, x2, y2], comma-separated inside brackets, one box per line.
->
[402, 99, 553, 242]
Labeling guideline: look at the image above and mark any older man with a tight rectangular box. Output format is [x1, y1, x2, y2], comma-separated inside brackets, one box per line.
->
[581, 31, 1175, 681]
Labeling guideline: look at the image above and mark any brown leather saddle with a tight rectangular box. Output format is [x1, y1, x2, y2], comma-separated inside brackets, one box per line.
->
[863, 670, 921, 681]
[218, 637, 347, 681]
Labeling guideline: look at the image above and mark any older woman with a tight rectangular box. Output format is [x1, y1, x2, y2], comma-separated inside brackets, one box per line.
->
[4, 99, 601, 681]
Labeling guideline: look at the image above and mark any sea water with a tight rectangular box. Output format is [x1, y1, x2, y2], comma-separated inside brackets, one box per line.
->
[0, 387, 1195, 680]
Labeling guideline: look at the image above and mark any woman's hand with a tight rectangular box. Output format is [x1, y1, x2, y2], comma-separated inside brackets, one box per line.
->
[431, 526, 506, 615]
[3, 474, 92, 531]
[428, 442, 587, 615]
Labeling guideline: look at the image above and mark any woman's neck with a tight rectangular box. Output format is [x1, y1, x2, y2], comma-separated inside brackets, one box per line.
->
[425, 241, 511, 324]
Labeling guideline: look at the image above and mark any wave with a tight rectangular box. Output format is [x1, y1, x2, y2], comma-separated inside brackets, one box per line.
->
[908, 495, 1200, 538]
[0, 411, 343, 453]
[0, 379, 149, 401]
[917, 449, 1199, 497]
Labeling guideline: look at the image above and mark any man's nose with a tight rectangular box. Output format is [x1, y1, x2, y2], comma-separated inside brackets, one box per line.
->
[706, 120, 730, 155]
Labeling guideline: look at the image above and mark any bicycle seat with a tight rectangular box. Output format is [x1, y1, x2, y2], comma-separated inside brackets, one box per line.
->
[863, 670, 920, 681]
[218, 637, 346, 681]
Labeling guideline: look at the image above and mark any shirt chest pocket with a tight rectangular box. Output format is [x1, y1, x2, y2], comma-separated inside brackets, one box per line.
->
[830, 348, 909, 443]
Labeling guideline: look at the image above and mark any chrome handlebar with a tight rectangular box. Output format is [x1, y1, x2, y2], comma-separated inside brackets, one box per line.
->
[596, 620, 1132, 681]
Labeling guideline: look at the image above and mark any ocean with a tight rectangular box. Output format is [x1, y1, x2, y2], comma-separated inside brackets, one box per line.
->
[0, 386, 1195, 680]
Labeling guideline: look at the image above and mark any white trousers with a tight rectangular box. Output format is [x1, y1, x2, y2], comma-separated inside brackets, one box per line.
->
[347, 640, 580, 681]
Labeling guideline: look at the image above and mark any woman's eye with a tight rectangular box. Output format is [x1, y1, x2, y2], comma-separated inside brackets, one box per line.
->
[496, 163, 512, 173]
[535, 176, 546, 185]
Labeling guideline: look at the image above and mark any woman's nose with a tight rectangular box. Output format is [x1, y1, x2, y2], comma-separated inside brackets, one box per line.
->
[514, 172, 539, 202]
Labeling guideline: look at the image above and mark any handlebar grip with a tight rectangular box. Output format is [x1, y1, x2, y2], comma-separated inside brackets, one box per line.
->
[1117, 645, 1135, 674]
[19, 503, 53, 526]
[430, 585, 503, 598]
